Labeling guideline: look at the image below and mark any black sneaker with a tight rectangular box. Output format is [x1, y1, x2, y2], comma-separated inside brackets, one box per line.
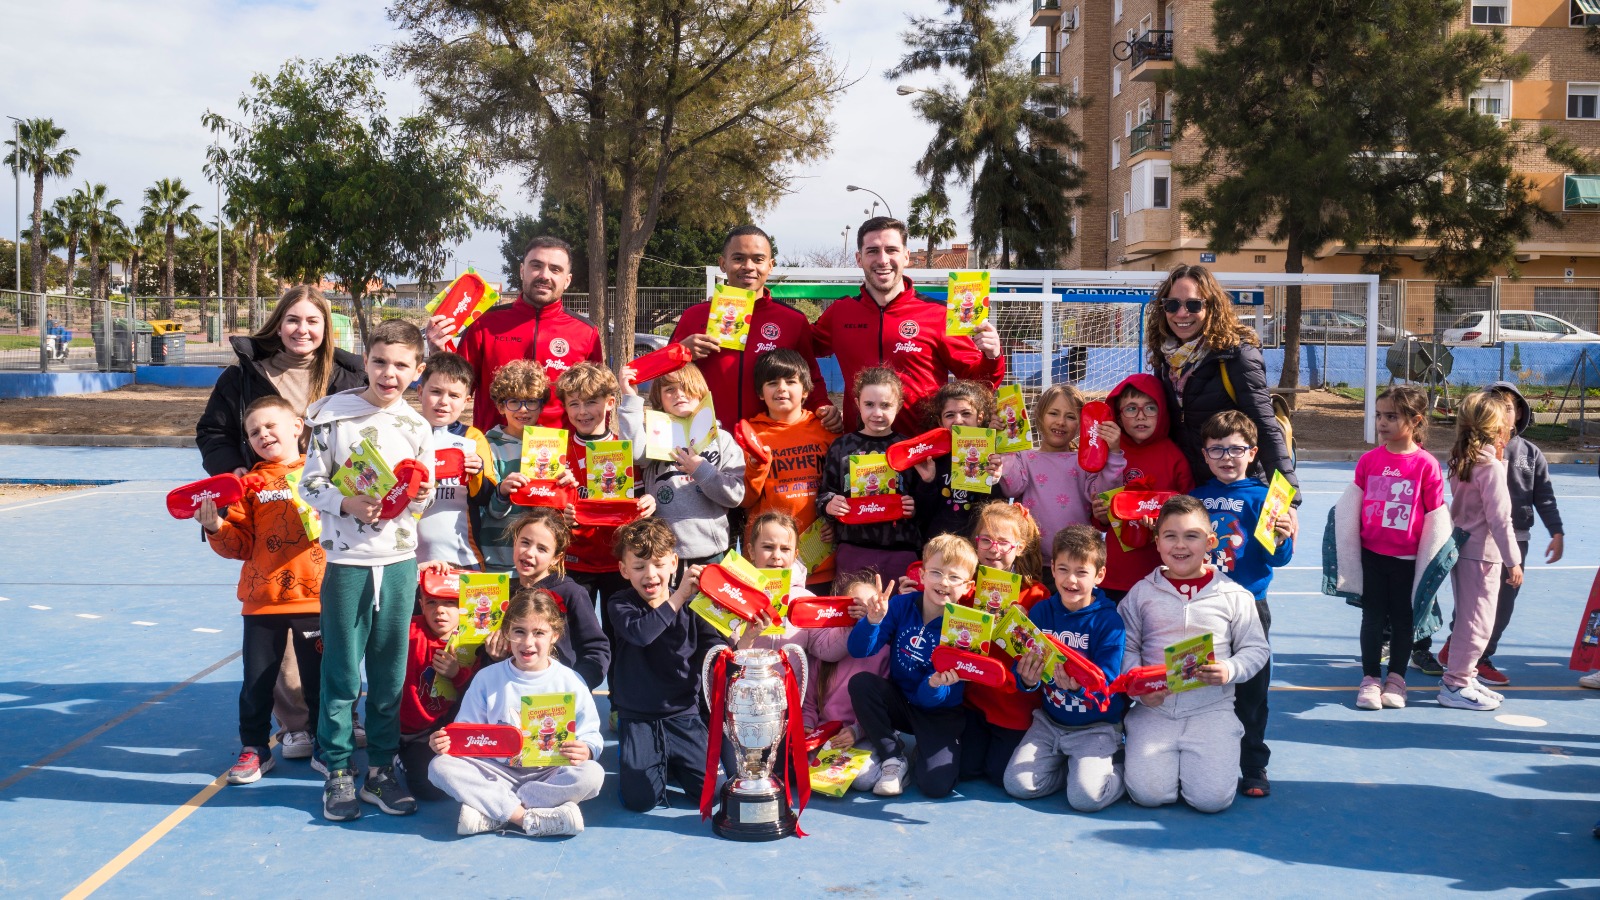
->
[360, 764, 417, 816]
[323, 769, 361, 821]
[1410, 647, 1443, 677]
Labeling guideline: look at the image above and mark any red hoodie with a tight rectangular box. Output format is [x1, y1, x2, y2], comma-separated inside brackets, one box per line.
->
[812, 278, 1005, 434]
[1101, 373, 1194, 592]
[400, 615, 476, 734]
[454, 297, 604, 434]
[669, 290, 831, 431]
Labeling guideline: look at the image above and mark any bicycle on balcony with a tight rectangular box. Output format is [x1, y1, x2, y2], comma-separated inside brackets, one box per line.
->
[1112, 30, 1174, 68]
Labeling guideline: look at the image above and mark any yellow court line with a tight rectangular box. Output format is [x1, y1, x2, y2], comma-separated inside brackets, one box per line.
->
[62, 768, 232, 900]
[0, 650, 241, 794]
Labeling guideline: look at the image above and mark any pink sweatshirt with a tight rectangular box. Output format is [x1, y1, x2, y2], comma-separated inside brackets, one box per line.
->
[1449, 448, 1522, 567]
[1354, 445, 1445, 558]
[1000, 448, 1128, 553]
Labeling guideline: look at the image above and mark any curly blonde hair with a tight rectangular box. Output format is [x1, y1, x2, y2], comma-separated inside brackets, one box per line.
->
[1144, 264, 1259, 370]
[489, 359, 550, 405]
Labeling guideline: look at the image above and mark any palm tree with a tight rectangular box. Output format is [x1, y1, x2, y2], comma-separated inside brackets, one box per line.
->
[77, 183, 124, 301]
[3, 119, 79, 297]
[907, 190, 958, 266]
[54, 192, 89, 297]
[21, 207, 66, 288]
[140, 177, 201, 318]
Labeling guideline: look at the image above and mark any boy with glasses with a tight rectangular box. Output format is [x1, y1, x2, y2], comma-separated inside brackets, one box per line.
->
[1091, 374, 1194, 602]
[481, 360, 553, 569]
[1189, 410, 1294, 800]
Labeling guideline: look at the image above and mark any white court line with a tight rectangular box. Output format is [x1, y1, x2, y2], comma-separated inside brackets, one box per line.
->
[192, 628, 221, 634]
[29, 605, 50, 610]
[131, 621, 157, 627]
[0, 488, 165, 514]
[76, 613, 101, 619]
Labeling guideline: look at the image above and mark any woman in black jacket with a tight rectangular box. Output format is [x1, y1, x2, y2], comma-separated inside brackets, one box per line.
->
[1145, 264, 1295, 492]
[196, 285, 365, 476]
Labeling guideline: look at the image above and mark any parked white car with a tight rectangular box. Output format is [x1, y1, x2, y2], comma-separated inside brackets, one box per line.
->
[1440, 310, 1600, 346]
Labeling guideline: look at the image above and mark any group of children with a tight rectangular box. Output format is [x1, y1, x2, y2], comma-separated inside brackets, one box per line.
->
[198, 315, 1564, 839]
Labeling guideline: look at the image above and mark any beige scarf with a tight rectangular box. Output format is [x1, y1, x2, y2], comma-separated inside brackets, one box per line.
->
[1163, 336, 1209, 397]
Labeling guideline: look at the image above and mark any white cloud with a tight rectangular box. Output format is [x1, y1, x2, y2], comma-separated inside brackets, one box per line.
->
[0, 0, 1031, 286]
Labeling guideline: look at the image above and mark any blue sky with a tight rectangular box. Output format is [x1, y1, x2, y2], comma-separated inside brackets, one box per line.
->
[0, 0, 1040, 284]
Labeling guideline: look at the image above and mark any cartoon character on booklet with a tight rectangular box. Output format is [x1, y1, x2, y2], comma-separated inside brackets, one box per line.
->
[719, 304, 739, 337]
[1181, 652, 1202, 682]
[983, 586, 1005, 617]
[962, 446, 983, 480]
[472, 595, 495, 631]
[538, 715, 558, 751]
[600, 460, 619, 498]
[959, 293, 976, 327]
[1001, 406, 1021, 441]
[534, 448, 552, 479]
[351, 461, 378, 494]
[954, 625, 974, 651]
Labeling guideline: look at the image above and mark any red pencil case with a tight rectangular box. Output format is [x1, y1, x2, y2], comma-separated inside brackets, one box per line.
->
[1109, 490, 1178, 521]
[626, 342, 692, 384]
[1109, 664, 1169, 697]
[931, 646, 1009, 688]
[441, 723, 523, 757]
[734, 419, 771, 466]
[166, 473, 259, 518]
[1078, 400, 1113, 473]
[838, 495, 905, 524]
[511, 479, 577, 509]
[887, 428, 952, 471]
[698, 564, 771, 622]
[805, 721, 844, 754]
[378, 459, 429, 520]
[787, 596, 857, 628]
[420, 569, 464, 600]
[433, 448, 466, 481]
[573, 497, 641, 527]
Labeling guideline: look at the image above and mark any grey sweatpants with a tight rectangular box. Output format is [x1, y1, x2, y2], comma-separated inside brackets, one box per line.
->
[1002, 710, 1124, 812]
[428, 755, 604, 823]
[1124, 704, 1243, 813]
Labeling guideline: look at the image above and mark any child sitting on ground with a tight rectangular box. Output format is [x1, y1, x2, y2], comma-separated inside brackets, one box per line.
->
[199, 396, 324, 785]
[428, 589, 605, 837]
[1004, 525, 1127, 812]
[1120, 495, 1268, 813]
[396, 587, 476, 801]
[414, 351, 493, 570]
[606, 517, 732, 811]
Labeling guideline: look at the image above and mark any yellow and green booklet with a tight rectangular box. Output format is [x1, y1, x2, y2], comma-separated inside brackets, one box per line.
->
[810, 746, 875, 797]
[994, 385, 1034, 453]
[993, 604, 1065, 677]
[950, 426, 997, 494]
[707, 283, 759, 350]
[519, 693, 578, 767]
[973, 566, 1022, 618]
[1253, 470, 1298, 553]
[520, 427, 568, 481]
[848, 453, 896, 497]
[453, 572, 510, 666]
[946, 270, 990, 336]
[335, 438, 396, 499]
[1164, 632, 1215, 693]
[797, 518, 833, 573]
[642, 404, 718, 462]
[756, 567, 793, 636]
[585, 440, 634, 499]
[285, 467, 322, 542]
[940, 602, 995, 654]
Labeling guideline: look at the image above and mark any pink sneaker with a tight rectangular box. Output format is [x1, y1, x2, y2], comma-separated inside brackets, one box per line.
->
[1356, 676, 1383, 710]
[1381, 674, 1407, 708]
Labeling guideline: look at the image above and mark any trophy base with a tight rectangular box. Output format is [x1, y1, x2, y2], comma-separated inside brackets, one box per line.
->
[711, 782, 796, 842]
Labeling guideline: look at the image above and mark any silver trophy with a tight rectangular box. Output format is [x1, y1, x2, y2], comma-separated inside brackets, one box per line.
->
[701, 645, 808, 840]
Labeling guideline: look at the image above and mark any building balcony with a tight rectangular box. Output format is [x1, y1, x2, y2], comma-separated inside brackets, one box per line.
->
[1129, 30, 1174, 82]
[1130, 119, 1172, 157]
[1032, 51, 1060, 78]
[1124, 208, 1175, 257]
[1030, 0, 1062, 26]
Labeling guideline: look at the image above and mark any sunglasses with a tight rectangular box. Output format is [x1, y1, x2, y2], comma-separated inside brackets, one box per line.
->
[1163, 298, 1205, 315]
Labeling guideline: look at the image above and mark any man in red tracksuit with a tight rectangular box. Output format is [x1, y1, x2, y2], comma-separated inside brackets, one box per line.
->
[671, 225, 842, 433]
[813, 217, 1005, 435]
[424, 236, 604, 434]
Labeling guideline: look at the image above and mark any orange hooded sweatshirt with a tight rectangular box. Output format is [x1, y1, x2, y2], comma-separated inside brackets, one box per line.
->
[206, 456, 325, 616]
[740, 410, 838, 585]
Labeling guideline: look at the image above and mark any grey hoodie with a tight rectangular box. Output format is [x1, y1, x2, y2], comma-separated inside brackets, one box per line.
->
[1120, 566, 1269, 719]
[1486, 381, 1563, 541]
[617, 394, 746, 560]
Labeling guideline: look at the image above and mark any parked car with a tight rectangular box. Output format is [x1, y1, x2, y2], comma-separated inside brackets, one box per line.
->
[1262, 309, 1410, 345]
[1440, 310, 1600, 346]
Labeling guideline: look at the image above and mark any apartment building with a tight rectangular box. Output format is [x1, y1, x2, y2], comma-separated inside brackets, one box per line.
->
[1031, 0, 1600, 334]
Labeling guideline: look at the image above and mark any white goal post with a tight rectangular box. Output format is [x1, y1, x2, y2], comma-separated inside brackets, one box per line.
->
[706, 266, 1381, 445]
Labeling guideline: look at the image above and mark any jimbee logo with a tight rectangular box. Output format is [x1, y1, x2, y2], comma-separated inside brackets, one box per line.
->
[761, 322, 781, 341]
[898, 320, 920, 339]
[549, 338, 570, 358]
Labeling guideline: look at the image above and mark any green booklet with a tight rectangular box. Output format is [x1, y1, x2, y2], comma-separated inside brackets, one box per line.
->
[1164, 632, 1215, 693]
[335, 438, 396, 499]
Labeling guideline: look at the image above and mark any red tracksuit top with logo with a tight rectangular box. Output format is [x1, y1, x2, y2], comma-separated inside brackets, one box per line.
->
[812, 278, 1005, 434]
[668, 290, 831, 432]
[455, 297, 604, 434]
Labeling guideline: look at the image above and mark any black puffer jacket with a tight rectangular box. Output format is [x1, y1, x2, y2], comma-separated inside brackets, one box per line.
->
[196, 335, 366, 475]
[1156, 341, 1297, 497]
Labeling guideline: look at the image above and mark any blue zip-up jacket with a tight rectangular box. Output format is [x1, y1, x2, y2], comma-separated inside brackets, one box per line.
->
[1191, 476, 1294, 602]
[1017, 591, 1128, 727]
[848, 592, 964, 710]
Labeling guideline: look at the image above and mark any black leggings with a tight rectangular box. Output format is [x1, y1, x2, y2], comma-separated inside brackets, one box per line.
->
[1360, 549, 1417, 679]
[239, 613, 322, 749]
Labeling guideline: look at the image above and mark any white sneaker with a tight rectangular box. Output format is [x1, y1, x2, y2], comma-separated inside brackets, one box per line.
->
[1579, 671, 1600, 690]
[457, 804, 500, 836]
[1438, 681, 1500, 711]
[522, 801, 584, 837]
[873, 756, 908, 796]
[1474, 680, 1504, 703]
[279, 731, 314, 760]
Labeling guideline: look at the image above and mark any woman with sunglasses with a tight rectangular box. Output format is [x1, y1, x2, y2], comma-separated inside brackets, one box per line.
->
[1144, 264, 1296, 496]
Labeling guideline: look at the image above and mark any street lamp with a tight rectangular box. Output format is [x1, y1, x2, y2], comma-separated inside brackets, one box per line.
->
[895, 85, 929, 96]
[845, 185, 893, 220]
[6, 116, 19, 298]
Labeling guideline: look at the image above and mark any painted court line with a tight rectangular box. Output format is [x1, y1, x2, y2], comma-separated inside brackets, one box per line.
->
[0, 650, 240, 794]
[76, 614, 101, 620]
[192, 628, 221, 634]
[130, 621, 157, 627]
[29, 605, 50, 610]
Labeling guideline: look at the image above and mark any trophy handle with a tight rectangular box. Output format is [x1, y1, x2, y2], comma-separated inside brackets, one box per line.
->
[701, 645, 729, 712]
[780, 642, 809, 700]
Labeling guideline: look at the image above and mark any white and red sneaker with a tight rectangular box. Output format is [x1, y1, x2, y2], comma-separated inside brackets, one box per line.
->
[227, 747, 274, 785]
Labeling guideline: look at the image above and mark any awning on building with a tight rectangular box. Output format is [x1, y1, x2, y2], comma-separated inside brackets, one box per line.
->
[1567, 174, 1600, 210]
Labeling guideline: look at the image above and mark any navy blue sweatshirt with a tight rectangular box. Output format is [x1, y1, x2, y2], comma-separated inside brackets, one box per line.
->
[848, 591, 964, 710]
[1190, 476, 1293, 602]
[605, 586, 731, 719]
[1017, 590, 1128, 727]
[510, 573, 610, 690]
[909, 453, 1008, 541]
[816, 430, 920, 551]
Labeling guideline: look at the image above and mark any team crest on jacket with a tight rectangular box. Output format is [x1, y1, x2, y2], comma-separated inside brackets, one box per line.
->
[761, 322, 781, 341]
[898, 320, 920, 339]
[549, 337, 570, 358]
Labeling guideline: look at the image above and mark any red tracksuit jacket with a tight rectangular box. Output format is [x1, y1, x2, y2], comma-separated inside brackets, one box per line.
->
[668, 290, 831, 431]
[455, 297, 604, 434]
[812, 278, 1005, 434]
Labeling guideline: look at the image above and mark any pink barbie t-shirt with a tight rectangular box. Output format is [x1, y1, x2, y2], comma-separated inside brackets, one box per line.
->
[1353, 446, 1445, 558]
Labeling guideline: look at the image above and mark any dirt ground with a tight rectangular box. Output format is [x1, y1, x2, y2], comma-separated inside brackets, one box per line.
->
[0, 483, 88, 504]
[0, 383, 1588, 453]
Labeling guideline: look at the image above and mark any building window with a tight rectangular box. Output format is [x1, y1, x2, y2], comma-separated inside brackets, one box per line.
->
[1057, 28, 1070, 51]
[1113, 66, 1122, 97]
[1573, 0, 1600, 27]
[1110, 211, 1120, 241]
[1123, 191, 1132, 217]
[1111, 137, 1121, 168]
[1567, 174, 1600, 210]
[1070, 215, 1079, 237]
[1114, 0, 1123, 22]
[1072, 76, 1080, 96]
[1137, 100, 1152, 125]
[1471, 0, 1508, 24]
[1569, 83, 1600, 120]
[1154, 175, 1170, 209]
[1132, 159, 1172, 211]
[1469, 81, 1510, 121]
[1125, 110, 1134, 137]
